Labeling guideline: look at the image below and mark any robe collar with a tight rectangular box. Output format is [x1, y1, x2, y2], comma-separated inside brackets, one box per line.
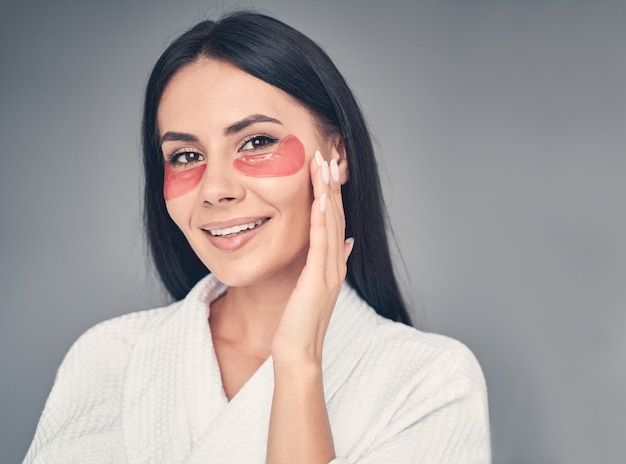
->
[122, 274, 378, 463]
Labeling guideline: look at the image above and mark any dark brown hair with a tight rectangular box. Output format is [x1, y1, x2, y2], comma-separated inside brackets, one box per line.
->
[142, 11, 412, 325]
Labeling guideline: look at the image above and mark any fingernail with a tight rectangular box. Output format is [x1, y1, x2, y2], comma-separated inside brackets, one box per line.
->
[315, 150, 324, 167]
[322, 161, 330, 185]
[320, 193, 327, 213]
[330, 159, 340, 182]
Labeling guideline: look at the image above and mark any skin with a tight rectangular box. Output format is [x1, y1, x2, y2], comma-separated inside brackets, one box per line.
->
[158, 58, 351, 463]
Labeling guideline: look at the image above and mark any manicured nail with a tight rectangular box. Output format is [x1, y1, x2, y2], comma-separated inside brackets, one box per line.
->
[330, 159, 340, 182]
[315, 150, 324, 167]
[322, 161, 330, 184]
[320, 193, 327, 213]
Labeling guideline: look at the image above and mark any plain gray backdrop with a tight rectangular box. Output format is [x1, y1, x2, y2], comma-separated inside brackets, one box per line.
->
[1, 0, 624, 462]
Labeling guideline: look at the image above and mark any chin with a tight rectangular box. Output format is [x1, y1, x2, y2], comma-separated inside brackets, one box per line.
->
[211, 270, 262, 288]
[204, 253, 307, 290]
[203, 260, 273, 288]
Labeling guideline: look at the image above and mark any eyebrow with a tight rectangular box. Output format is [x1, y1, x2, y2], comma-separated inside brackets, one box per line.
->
[159, 132, 199, 144]
[159, 114, 282, 145]
[224, 114, 283, 135]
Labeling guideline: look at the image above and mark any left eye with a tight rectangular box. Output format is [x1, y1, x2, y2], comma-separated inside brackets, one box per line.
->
[241, 135, 278, 151]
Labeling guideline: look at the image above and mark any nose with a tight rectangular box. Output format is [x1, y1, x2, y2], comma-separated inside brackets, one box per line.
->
[198, 157, 246, 206]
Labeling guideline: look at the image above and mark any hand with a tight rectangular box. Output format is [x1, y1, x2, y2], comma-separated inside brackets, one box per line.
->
[270, 147, 353, 366]
[267, 147, 351, 463]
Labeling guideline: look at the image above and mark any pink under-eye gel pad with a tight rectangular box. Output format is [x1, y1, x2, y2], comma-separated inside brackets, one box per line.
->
[163, 135, 305, 200]
[163, 163, 206, 200]
[233, 135, 305, 177]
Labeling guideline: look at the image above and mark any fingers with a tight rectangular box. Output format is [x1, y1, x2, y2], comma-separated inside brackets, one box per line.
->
[307, 148, 353, 288]
[326, 159, 344, 278]
[328, 158, 347, 270]
[303, 152, 328, 278]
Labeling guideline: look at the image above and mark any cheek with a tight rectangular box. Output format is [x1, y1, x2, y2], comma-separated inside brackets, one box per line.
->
[233, 135, 305, 178]
[163, 164, 206, 200]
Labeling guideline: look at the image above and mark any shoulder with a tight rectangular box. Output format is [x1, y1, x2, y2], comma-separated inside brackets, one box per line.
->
[334, 284, 487, 392]
[64, 303, 180, 355]
[330, 304, 490, 462]
[370, 317, 486, 386]
[50, 274, 221, 390]
[55, 302, 181, 384]
[23, 302, 183, 463]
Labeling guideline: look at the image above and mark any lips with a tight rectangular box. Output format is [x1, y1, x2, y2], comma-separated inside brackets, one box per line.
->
[200, 217, 270, 252]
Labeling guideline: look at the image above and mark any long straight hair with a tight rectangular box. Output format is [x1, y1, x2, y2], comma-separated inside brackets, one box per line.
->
[142, 11, 412, 325]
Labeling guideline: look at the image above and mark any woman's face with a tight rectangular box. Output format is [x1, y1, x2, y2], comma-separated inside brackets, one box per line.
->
[158, 58, 337, 288]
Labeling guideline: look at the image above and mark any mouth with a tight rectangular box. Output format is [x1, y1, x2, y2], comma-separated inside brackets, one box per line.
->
[205, 218, 270, 238]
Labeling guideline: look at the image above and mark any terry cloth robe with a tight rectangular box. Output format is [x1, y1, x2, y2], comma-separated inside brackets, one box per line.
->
[24, 274, 491, 463]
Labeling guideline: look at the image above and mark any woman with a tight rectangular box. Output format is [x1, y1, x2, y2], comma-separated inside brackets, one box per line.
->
[25, 11, 490, 463]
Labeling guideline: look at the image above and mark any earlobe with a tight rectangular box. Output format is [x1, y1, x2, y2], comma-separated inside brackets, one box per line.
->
[338, 157, 349, 185]
[324, 134, 349, 184]
[332, 137, 349, 185]
[332, 135, 347, 162]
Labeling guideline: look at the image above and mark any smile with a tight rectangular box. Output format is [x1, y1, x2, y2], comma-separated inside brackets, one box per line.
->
[207, 218, 269, 237]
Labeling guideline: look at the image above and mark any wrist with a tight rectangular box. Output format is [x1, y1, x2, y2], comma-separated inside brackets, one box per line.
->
[271, 332, 324, 367]
[271, 350, 323, 377]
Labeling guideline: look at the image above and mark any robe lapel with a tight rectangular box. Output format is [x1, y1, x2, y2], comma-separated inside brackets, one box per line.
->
[178, 279, 378, 463]
[122, 276, 227, 463]
[181, 358, 274, 463]
[321, 283, 379, 405]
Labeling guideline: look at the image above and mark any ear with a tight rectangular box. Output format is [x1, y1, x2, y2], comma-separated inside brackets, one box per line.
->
[330, 134, 349, 185]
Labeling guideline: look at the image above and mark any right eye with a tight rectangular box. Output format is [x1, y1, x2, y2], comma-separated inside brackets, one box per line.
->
[168, 151, 205, 167]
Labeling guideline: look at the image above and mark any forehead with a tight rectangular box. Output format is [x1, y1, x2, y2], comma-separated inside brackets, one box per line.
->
[157, 58, 315, 132]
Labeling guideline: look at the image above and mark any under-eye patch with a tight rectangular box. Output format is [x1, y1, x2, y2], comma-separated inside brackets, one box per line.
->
[233, 135, 305, 178]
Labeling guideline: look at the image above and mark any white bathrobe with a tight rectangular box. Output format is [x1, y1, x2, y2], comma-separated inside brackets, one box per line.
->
[24, 275, 490, 463]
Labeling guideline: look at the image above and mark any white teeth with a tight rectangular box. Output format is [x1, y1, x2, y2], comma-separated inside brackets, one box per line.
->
[209, 219, 266, 237]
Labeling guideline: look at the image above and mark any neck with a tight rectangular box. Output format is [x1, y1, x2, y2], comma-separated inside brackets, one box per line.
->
[209, 266, 301, 357]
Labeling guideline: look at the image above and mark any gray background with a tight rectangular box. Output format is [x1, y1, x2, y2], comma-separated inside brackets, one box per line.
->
[1, 0, 624, 462]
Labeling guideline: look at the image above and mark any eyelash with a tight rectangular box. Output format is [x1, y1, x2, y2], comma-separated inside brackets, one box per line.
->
[240, 134, 279, 151]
